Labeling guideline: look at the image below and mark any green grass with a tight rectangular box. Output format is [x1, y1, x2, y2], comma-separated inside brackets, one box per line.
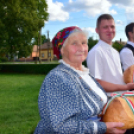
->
[0, 61, 59, 64]
[0, 74, 45, 134]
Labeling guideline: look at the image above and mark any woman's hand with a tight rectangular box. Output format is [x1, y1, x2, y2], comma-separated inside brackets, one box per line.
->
[105, 122, 126, 134]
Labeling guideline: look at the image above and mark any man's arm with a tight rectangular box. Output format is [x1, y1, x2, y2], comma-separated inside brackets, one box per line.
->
[96, 79, 134, 92]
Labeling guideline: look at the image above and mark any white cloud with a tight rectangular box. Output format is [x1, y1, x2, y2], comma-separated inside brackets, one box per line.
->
[82, 27, 95, 33]
[46, 0, 69, 22]
[69, 0, 73, 3]
[116, 20, 123, 26]
[108, 0, 134, 6]
[63, 0, 117, 17]
[46, 0, 134, 24]
[81, 27, 96, 37]
[125, 12, 134, 24]
[123, 6, 134, 24]
[108, 0, 134, 23]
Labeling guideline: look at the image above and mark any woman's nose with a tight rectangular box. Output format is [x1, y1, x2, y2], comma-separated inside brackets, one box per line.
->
[77, 44, 84, 50]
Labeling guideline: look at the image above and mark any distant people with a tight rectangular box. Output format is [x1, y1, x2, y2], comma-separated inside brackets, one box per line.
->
[86, 13, 125, 96]
[34, 26, 129, 134]
[120, 23, 134, 71]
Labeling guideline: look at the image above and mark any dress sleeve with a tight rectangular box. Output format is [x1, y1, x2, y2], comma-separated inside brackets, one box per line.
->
[37, 71, 107, 134]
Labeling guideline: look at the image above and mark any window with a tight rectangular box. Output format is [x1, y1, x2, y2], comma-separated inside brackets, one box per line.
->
[42, 53, 44, 58]
[48, 52, 51, 57]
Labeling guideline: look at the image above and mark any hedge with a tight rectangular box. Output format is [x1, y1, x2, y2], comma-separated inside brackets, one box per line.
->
[0, 64, 59, 74]
[0, 60, 87, 74]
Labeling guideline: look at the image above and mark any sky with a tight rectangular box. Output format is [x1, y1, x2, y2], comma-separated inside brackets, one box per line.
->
[41, 0, 134, 42]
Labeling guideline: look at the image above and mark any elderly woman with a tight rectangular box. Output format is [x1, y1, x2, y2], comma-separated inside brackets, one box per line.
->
[34, 26, 130, 134]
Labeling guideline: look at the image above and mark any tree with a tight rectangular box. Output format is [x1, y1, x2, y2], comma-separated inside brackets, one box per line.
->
[113, 41, 124, 52]
[0, 0, 49, 60]
[88, 37, 98, 51]
[87, 37, 124, 52]
[18, 44, 33, 58]
[32, 34, 48, 45]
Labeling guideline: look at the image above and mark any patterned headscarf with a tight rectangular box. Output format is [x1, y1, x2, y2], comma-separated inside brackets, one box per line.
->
[52, 26, 82, 59]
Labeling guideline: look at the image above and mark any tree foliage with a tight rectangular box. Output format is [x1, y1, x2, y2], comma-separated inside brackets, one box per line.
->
[32, 33, 49, 45]
[88, 37, 98, 51]
[87, 37, 124, 53]
[0, 0, 49, 60]
[112, 41, 124, 52]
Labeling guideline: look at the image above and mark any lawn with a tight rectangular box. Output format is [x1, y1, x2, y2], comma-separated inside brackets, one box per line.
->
[0, 61, 59, 64]
[0, 74, 45, 134]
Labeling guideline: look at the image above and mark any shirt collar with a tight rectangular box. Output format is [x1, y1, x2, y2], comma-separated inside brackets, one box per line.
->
[127, 41, 134, 47]
[99, 39, 112, 50]
[59, 59, 90, 75]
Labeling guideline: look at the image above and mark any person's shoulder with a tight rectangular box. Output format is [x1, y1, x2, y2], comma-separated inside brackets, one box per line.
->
[89, 43, 104, 56]
[89, 42, 102, 52]
[47, 64, 75, 79]
[120, 47, 133, 54]
[111, 46, 119, 54]
[45, 64, 63, 78]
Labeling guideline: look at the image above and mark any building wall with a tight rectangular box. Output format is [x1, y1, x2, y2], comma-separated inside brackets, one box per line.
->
[39, 49, 54, 61]
[18, 44, 54, 61]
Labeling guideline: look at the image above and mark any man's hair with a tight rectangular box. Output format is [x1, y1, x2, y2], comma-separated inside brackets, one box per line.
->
[125, 22, 134, 39]
[96, 14, 114, 28]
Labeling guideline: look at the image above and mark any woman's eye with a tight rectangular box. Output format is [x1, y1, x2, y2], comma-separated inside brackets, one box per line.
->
[72, 42, 76, 45]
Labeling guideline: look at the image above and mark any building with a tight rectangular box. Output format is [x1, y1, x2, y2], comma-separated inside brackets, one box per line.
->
[39, 42, 54, 61]
[19, 42, 55, 62]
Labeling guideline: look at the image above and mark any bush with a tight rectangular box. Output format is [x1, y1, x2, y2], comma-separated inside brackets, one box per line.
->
[0, 57, 8, 62]
[113, 41, 124, 52]
[82, 60, 87, 67]
[0, 64, 59, 74]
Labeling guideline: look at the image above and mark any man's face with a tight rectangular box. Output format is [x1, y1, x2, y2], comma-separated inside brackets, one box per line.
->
[128, 27, 134, 42]
[96, 19, 115, 45]
[131, 27, 134, 42]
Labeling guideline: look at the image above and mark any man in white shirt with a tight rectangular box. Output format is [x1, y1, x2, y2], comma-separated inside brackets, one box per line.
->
[120, 23, 134, 71]
[86, 14, 125, 96]
[86, 14, 134, 134]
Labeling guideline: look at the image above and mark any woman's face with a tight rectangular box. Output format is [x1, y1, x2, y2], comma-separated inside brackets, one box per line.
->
[61, 32, 88, 65]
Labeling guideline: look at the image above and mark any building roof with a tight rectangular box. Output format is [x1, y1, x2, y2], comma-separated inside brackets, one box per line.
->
[40, 42, 53, 50]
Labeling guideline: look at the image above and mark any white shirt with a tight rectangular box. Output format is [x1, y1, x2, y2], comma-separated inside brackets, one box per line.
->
[59, 59, 107, 105]
[120, 41, 134, 71]
[86, 40, 125, 96]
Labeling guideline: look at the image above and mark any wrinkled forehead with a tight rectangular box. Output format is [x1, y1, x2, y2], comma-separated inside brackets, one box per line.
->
[68, 31, 88, 39]
[67, 32, 87, 43]
[62, 30, 88, 47]
[65, 33, 87, 46]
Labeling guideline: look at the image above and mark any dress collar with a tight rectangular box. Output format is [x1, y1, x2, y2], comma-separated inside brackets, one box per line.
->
[59, 59, 89, 75]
